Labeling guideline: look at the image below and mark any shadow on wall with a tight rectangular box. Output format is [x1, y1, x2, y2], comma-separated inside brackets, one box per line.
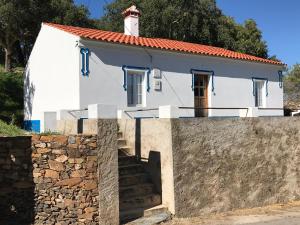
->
[142, 151, 162, 196]
[24, 66, 36, 121]
[0, 137, 34, 225]
[136, 118, 162, 203]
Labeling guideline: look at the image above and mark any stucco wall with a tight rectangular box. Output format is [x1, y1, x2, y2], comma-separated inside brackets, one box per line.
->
[171, 117, 300, 217]
[24, 24, 80, 132]
[80, 40, 283, 118]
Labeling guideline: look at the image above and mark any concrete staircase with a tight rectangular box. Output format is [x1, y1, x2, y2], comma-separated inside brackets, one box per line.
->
[118, 132, 169, 224]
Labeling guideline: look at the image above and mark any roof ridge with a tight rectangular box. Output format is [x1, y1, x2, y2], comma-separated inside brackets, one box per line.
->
[43, 22, 284, 66]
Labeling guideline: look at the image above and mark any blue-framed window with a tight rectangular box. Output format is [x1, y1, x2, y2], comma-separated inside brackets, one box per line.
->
[80, 48, 90, 76]
[122, 66, 151, 107]
[252, 77, 268, 107]
[190, 69, 215, 92]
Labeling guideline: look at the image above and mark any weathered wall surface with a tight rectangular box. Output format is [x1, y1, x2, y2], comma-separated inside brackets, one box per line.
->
[171, 117, 300, 217]
[0, 136, 34, 225]
[32, 134, 99, 225]
[118, 119, 175, 214]
[0, 119, 119, 225]
[97, 119, 119, 225]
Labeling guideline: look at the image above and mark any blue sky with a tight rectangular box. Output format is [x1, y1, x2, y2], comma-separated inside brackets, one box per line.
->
[75, 0, 299, 67]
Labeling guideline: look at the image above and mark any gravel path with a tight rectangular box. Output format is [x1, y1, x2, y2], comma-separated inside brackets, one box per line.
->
[162, 201, 300, 225]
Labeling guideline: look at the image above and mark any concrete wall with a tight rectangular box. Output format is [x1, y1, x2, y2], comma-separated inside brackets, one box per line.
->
[171, 117, 300, 217]
[80, 40, 284, 118]
[24, 24, 81, 132]
[118, 119, 175, 214]
[119, 117, 300, 218]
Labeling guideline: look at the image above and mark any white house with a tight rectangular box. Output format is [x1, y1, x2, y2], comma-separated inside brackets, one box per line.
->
[24, 5, 285, 132]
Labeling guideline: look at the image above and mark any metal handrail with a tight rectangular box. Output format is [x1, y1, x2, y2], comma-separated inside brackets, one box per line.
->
[180, 107, 283, 110]
[123, 108, 159, 119]
[179, 107, 248, 110]
[68, 108, 88, 119]
[124, 108, 159, 113]
[258, 108, 283, 110]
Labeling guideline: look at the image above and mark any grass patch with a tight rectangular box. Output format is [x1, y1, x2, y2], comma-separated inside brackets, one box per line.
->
[0, 119, 26, 136]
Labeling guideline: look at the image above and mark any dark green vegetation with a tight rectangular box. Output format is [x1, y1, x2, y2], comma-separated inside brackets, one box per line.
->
[0, 0, 96, 72]
[0, 119, 25, 136]
[99, 0, 273, 59]
[0, 68, 24, 126]
[284, 64, 300, 109]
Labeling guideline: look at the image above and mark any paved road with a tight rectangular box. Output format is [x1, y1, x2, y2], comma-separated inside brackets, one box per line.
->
[163, 203, 300, 225]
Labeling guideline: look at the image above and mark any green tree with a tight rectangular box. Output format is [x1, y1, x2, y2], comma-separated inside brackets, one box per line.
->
[0, 0, 30, 72]
[0, 71, 23, 125]
[236, 19, 268, 58]
[284, 64, 300, 109]
[0, 0, 95, 71]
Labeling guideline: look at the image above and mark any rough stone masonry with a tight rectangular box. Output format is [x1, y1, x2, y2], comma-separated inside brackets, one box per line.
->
[0, 135, 100, 225]
[0, 119, 119, 225]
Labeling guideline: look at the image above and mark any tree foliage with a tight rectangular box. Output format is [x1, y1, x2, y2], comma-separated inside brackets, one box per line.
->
[0, 70, 23, 125]
[283, 64, 300, 109]
[99, 0, 269, 58]
[0, 0, 95, 71]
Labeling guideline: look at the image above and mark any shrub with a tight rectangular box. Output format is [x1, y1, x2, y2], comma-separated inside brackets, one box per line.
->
[0, 70, 24, 127]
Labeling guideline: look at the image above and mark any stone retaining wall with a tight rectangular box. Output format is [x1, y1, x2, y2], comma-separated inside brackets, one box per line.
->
[0, 119, 119, 225]
[32, 134, 99, 225]
[0, 136, 33, 225]
[171, 117, 300, 217]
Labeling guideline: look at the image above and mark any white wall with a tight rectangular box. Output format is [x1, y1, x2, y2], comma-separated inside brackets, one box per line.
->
[79, 40, 284, 117]
[24, 24, 81, 131]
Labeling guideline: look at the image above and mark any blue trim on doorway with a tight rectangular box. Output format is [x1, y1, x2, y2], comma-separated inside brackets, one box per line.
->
[24, 120, 40, 133]
[122, 65, 151, 92]
[80, 48, 90, 76]
[190, 69, 215, 92]
[252, 77, 269, 97]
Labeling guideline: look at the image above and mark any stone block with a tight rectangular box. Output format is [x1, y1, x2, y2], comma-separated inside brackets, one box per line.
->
[80, 180, 97, 191]
[48, 160, 64, 171]
[45, 169, 59, 179]
[55, 178, 82, 187]
[55, 155, 68, 163]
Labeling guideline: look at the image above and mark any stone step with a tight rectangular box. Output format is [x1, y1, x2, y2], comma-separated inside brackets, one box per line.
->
[119, 173, 150, 187]
[118, 146, 132, 152]
[119, 164, 145, 176]
[118, 131, 123, 139]
[123, 208, 171, 225]
[118, 138, 127, 147]
[120, 205, 169, 224]
[118, 155, 138, 166]
[120, 194, 162, 211]
[120, 183, 155, 198]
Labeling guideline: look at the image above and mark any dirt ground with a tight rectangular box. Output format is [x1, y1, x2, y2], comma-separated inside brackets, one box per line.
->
[163, 201, 300, 225]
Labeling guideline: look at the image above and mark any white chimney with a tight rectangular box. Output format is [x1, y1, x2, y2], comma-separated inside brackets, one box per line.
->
[122, 5, 140, 37]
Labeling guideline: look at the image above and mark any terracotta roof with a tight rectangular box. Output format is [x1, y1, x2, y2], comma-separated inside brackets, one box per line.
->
[44, 23, 283, 66]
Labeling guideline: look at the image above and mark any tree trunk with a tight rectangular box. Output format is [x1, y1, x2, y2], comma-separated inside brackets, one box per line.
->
[4, 47, 12, 72]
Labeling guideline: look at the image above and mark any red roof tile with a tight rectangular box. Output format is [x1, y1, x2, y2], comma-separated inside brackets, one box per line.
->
[44, 23, 283, 66]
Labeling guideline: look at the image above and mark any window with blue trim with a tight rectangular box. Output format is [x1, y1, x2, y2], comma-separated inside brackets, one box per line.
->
[122, 66, 150, 107]
[127, 71, 145, 106]
[252, 78, 268, 107]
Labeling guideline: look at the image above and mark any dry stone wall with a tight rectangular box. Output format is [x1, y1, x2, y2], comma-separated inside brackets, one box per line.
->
[0, 119, 119, 225]
[0, 136, 34, 225]
[31, 134, 99, 225]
